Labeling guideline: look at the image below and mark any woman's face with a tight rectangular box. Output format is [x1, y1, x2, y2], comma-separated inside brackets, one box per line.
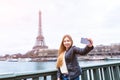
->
[63, 37, 72, 50]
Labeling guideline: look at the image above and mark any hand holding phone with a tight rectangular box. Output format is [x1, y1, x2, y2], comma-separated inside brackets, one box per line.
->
[80, 38, 90, 44]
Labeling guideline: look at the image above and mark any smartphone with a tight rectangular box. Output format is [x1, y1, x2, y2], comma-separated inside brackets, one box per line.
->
[80, 38, 90, 44]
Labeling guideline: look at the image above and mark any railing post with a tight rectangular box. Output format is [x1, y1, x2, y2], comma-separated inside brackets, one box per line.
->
[112, 66, 120, 80]
[88, 69, 92, 80]
[103, 67, 112, 80]
[44, 76, 46, 80]
[81, 70, 89, 80]
[93, 68, 101, 80]
[51, 75, 57, 80]
[100, 68, 104, 80]
[50, 73, 57, 80]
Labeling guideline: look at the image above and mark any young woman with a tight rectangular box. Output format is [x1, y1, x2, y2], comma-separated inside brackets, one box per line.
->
[56, 34, 94, 80]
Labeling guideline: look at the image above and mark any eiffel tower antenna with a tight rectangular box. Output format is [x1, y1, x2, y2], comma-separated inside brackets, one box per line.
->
[33, 11, 48, 49]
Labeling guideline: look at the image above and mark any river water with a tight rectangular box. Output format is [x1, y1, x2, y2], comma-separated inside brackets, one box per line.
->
[0, 60, 120, 74]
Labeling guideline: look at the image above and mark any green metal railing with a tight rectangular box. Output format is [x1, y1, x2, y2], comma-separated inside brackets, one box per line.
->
[0, 61, 120, 80]
[81, 61, 120, 80]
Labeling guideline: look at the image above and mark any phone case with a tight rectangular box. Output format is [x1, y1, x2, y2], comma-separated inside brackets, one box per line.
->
[80, 38, 90, 44]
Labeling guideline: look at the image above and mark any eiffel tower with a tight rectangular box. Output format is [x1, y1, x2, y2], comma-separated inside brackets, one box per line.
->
[33, 11, 48, 50]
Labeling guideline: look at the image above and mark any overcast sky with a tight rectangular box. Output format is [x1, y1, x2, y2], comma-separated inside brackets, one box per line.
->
[0, 0, 120, 55]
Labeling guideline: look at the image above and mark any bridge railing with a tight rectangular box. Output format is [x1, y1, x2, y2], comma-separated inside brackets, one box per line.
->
[81, 61, 120, 80]
[0, 61, 120, 80]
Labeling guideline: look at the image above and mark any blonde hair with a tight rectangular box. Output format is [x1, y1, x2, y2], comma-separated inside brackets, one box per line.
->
[56, 34, 73, 68]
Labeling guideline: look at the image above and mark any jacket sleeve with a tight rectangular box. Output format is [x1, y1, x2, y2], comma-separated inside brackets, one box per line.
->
[73, 46, 94, 55]
[57, 68, 62, 79]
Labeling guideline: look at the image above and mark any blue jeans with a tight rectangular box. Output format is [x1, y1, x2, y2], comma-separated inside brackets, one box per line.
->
[61, 74, 80, 80]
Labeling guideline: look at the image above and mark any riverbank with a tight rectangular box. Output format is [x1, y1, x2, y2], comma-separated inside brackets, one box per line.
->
[1, 55, 119, 62]
[78, 55, 120, 61]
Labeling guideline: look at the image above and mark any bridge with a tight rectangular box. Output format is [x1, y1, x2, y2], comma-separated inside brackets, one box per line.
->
[0, 61, 119, 80]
